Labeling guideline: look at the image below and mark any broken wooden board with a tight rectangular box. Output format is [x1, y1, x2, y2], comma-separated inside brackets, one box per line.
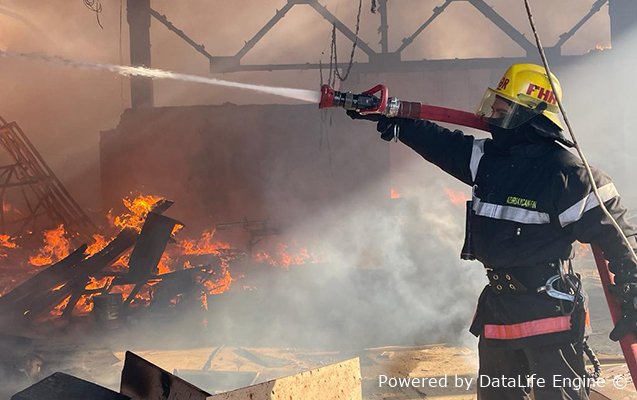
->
[0, 245, 87, 310]
[0, 227, 138, 324]
[127, 212, 182, 280]
[11, 372, 130, 400]
[24, 228, 138, 321]
[206, 358, 362, 400]
[120, 351, 210, 400]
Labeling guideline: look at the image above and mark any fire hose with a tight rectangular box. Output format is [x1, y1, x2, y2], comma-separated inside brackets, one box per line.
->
[318, 83, 637, 390]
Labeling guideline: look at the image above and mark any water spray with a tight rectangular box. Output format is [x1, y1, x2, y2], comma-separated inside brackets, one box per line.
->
[0, 50, 320, 104]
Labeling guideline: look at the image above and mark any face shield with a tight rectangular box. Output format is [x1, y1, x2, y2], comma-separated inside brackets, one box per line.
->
[476, 89, 552, 129]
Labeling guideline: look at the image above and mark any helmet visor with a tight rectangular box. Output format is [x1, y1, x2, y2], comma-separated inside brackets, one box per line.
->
[476, 88, 540, 129]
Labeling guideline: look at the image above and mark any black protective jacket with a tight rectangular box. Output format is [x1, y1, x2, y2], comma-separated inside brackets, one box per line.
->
[391, 118, 637, 348]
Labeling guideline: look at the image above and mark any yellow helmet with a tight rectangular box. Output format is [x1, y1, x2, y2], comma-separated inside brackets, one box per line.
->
[476, 63, 563, 130]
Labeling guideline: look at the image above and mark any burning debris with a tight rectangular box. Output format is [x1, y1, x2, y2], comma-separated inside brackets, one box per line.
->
[0, 192, 324, 329]
[28, 225, 71, 267]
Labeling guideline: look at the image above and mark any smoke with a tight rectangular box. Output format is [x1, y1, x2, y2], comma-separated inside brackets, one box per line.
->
[283, 168, 486, 348]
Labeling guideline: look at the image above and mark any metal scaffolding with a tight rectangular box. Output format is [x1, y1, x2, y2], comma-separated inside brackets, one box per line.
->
[0, 116, 95, 238]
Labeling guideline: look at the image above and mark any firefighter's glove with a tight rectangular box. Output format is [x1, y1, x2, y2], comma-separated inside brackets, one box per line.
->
[346, 111, 398, 142]
[609, 282, 637, 341]
[610, 258, 637, 287]
[376, 117, 399, 142]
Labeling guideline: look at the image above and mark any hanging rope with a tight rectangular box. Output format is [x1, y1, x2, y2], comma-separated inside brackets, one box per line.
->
[83, 0, 104, 29]
[522, 0, 637, 261]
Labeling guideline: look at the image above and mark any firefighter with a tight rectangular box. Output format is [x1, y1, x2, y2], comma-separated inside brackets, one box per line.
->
[348, 63, 637, 400]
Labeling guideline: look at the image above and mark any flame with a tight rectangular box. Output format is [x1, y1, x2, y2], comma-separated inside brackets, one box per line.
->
[111, 253, 130, 271]
[180, 230, 236, 296]
[51, 283, 66, 292]
[109, 284, 152, 307]
[72, 295, 95, 314]
[390, 188, 401, 199]
[29, 225, 71, 266]
[109, 194, 163, 232]
[444, 187, 468, 206]
[157, 252, 172, 275]
[0, 235, 17, 249]
[594, 43, 612, 51]
[0, 234, 17, 257]
[179, 230, 231, 255]
[254, 242, 322, 268]
[85, 276, 111, 290]
[85, 234, 108, 257]
[203, 268, 233, 294]
[50, 295, 71, 318]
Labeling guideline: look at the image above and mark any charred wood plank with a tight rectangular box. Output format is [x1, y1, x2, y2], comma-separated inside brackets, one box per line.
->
[0, 245, 87, 309]
[11, 372, 130, 400]
[121, 282, 145, 307]
[23, 228, 138, 321]
[149, 199, 174, 215]
[115, 213, 182, 307]
[0, 228, 137, 322]
[127, 212, 182, 279]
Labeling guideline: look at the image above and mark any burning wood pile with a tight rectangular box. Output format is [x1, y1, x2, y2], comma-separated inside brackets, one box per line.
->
[0, 193, 324, 332]
[0, 196, 235, 329]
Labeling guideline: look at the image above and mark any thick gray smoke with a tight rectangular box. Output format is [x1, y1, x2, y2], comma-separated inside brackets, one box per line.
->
[196, 168, 486, 349]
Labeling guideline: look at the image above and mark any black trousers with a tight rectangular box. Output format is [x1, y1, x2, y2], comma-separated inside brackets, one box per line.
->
[477, 337, 590, 400]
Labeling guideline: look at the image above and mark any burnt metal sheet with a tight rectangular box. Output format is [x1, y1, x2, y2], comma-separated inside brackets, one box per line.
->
[206, 358, 362, 400]
[120, 351, 210, 400]
[11, 372, 130, 400]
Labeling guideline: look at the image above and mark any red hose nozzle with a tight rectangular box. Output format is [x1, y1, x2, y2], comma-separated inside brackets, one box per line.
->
[319, 84, 335, 109]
